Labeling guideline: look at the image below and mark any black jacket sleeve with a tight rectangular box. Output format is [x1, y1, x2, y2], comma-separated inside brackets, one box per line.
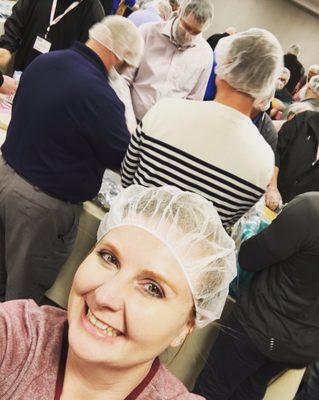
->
[78, 0, 105, 43]
[0, 0, 37, 53]
[238, 194, 311, 272]
[275, 117, 298, 168]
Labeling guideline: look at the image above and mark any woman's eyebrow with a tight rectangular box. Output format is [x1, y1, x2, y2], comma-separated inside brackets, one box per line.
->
[96, 241, 121, 258]
[139, 269, 178, 294]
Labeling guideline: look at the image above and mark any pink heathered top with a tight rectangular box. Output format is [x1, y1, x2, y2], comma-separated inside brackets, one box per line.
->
[0, 300, 205, 400]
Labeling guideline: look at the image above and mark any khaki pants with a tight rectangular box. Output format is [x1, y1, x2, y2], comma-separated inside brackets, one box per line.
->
[0, 156, 82, 302]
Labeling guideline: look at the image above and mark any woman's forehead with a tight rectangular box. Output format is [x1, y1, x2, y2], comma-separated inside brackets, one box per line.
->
[98, 225, 189, 284]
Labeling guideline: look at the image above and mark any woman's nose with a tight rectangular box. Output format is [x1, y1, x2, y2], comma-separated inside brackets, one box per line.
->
[94, 274, 126, 312]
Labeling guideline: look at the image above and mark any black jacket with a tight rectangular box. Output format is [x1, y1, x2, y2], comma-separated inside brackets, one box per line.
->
[0, 0, 104, 71]
[275, 111, 319, 203]
[207, 32, 229, 50]
[235, 192, 319, 365]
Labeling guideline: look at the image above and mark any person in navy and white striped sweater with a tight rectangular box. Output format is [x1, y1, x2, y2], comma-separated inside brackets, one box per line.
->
[121, 28, 283, 227]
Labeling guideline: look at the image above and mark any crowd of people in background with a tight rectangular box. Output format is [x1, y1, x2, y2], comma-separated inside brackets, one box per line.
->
[0, 0, 318, 399]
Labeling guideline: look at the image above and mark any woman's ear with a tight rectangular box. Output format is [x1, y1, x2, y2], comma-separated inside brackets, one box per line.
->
[170, 319, 195, 348]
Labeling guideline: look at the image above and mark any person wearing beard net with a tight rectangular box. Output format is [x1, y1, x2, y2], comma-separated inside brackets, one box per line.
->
[123, 0, 214, 121]
[0, 185, 236, 399]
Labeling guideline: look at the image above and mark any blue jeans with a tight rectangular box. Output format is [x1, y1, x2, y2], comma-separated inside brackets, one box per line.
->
[295, 361, 319, 400]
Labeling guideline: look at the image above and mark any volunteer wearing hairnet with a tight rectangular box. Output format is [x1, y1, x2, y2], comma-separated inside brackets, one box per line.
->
[123, 0, 214, 121]
[0, 0, 105, 72]
[122, 28, 283, 227]
[0, 16, 144, 303]
[195, 192, 319, 400]
[0, 185, 236, 399]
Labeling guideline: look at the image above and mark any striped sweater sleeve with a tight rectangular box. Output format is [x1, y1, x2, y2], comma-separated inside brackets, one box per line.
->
[121, 123, 143, 187]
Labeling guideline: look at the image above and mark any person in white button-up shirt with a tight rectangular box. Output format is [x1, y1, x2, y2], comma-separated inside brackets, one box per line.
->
[123, 0, 213, 121]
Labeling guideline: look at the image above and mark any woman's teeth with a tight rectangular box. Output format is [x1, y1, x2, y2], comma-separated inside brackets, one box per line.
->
[86, 308, 121, 337]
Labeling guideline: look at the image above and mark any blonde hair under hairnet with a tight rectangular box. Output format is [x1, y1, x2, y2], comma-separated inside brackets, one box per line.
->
[89, 16, 144, 68]
[215, 28, 283, 100]
[97, 185, 236, 328]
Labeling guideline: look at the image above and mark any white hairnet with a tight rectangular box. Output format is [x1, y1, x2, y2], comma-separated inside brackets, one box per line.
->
[89, 16, 144, 68]
[154, 0, 172, 20]
[253, 86, 275, 112]
[308, 75, 319, 96]
[281, 67, 291, 81]
[179, 0, 214, 31]
[287, 44, 301, 56]
[308, 64, 319, 76]
[215, 28, 283, 100]
[97, 185, 236, 328]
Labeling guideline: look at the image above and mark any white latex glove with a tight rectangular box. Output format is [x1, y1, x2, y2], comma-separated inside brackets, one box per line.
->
[0, 75, 18, 96]
[265, 186, 282, 211]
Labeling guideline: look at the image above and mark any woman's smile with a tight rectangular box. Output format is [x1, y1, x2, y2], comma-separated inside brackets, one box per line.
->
[81, 302, 125, 340]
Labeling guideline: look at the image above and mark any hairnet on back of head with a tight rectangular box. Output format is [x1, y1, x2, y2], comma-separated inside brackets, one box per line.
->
[89, 16, 144, 68]
[308, 64, 319, 76]
[154, 0, 172, 20]
[179, 0, 214, 31]
[97, 185, 236, 328]
[287, 44, 301, 57]
[215, 28, 283, 100]
[308, 75, 319, 96]
[281, 67, 291, 81]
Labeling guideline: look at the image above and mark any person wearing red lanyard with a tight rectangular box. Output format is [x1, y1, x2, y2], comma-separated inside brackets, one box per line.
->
[0, 185, 236, 399]
[0, 0, 105, 72]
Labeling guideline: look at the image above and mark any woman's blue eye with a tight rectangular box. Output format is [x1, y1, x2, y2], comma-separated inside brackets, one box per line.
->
[144, 282, 164, 298]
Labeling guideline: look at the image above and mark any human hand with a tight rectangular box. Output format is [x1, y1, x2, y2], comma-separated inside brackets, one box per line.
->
[0, 75, 18, 95]
[265, 186, 282, 211]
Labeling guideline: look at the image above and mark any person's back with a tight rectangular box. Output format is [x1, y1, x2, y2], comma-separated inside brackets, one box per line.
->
[275, 111, 319, 203]
[121, 98, 274, 226]
[2, 44, 129, 203]
[236, 192, 319, 365]
[122, 28, 283, 226]
[284, 46, 304, 94]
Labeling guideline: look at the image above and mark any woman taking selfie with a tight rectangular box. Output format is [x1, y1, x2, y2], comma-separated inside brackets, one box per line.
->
[0, 185, 236, 399]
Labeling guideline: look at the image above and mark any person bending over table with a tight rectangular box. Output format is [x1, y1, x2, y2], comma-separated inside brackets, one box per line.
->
[0, 185, 236, 399]
[194, 192, 319, 400]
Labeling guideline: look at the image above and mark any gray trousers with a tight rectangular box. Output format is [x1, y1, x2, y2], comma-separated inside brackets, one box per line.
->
[0, 156, 82, 303]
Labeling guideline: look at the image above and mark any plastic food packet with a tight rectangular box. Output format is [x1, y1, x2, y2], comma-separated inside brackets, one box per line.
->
[229, 197, 277, 298]
[94, 169, 123, 211]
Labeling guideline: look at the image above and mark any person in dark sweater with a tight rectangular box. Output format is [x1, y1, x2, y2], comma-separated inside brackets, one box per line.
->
[284, 44, 305, 95]
[265, 111, 319, 211]
[0, 16, 144, 303]
[0, 0, 105, 71]
[194, 192, 319, 399]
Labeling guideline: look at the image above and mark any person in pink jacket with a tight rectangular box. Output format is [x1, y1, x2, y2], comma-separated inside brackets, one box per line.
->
[0, 185, 236, 400]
